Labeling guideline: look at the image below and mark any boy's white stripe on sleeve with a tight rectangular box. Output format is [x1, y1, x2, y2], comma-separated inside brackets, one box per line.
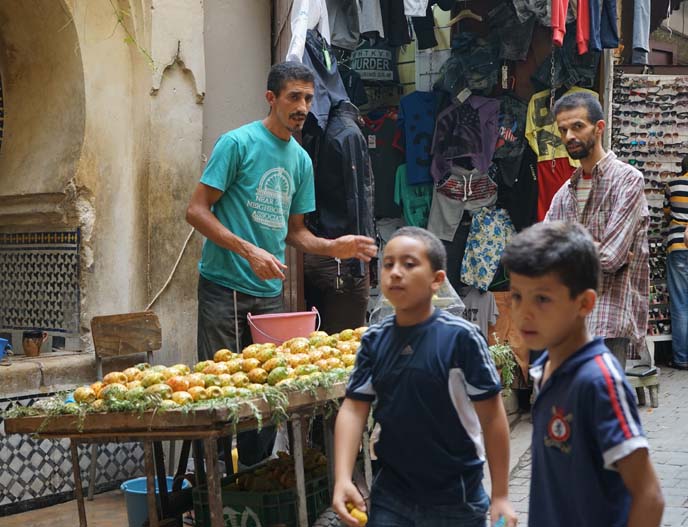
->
[448, 368, 485, 461]
[602, 353, 641, 437]
[602, 436, 649, 471]
[439, 313, 501, 385]
[350, 376, 376, 396]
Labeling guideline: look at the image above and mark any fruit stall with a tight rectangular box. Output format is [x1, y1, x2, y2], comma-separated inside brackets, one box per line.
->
[3, 328, 371, 527]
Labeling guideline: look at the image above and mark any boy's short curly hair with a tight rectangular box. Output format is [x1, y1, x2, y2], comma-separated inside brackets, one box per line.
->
[501, 221, 600, 298]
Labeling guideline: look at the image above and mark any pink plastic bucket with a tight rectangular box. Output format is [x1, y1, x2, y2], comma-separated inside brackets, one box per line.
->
[247, 307, 320, 345]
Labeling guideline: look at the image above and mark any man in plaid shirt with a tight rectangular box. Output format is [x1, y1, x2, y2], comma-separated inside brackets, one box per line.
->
[545, 92, 649, 371]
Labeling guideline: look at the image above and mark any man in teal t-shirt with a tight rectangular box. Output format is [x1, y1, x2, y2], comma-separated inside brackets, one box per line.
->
[186, 60, 376, 362]
[186, 62, 376, 465]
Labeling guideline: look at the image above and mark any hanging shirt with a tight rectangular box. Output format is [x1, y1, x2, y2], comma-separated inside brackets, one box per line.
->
[340, 66, 369, 107]
[363, 109, 404, 218]
[380, 0, 412, 46]
[493, 94, 528, 187]
[326, 0, 360, 50]
[460, 208, 516, 292]
[394, 164, 433, 228]
[511, 0, 550, 26]
[537, 158, 577, 221]
[398, 91, 436, 184]
[526, 87, 594, 220]
[459, 287, 499, 339]
[351, 38, 400, 85]
[404, 0, 429, 17]
[286, 0, 331, 62]
[495, 147, 539, 232]
[552, 0, 590, 54]
[358, 0, 385, 37]
[431, 96, 501, 182]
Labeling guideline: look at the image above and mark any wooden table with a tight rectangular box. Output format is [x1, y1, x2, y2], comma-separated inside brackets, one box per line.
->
[5, 384, 346, 527]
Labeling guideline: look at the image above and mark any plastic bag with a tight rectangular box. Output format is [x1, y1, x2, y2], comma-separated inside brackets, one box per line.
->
[368, 279, 466, 325]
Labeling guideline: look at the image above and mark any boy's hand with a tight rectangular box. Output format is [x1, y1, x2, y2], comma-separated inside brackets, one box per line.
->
[490, 496, 518, 526]
[332, 480, 367, 527]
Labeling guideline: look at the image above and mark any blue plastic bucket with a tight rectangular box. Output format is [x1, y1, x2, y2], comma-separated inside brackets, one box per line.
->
[120, 476, 190, 527]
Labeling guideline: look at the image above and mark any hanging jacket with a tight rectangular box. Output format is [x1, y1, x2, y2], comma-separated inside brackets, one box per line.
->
[306, 101, 375, 241]
[302, 30, 350, 131]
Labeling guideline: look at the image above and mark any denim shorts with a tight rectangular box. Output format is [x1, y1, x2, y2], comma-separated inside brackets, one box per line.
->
[368, 482, 489, 527]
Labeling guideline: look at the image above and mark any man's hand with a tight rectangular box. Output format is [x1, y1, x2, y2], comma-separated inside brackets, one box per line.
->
[490, 495, 518, 526]
[332, 480, 367, 527]
[246, 246, 288, 280]
[684, 225, 688, 246]
[330, 235, 378, 262]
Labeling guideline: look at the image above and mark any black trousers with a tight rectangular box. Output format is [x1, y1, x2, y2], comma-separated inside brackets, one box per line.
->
[196, 275, 279, 466]
[304, 254, 370, 333]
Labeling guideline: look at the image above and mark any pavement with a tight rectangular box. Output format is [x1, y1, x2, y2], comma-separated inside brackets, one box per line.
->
[4, 368, 688, 526]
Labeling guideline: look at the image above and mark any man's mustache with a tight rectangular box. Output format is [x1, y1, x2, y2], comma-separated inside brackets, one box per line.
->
[289, 112, 307, 119]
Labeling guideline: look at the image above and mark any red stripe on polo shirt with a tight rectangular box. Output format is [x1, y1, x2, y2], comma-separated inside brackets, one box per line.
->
[594, 355, 632, 439]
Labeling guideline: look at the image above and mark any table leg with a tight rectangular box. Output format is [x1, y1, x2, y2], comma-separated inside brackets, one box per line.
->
[636, 387, 647, 406]
[70, 441, 88, 527]
[168, 440, 176, 476]
[153, 441, 170, 517]
[203, 437, 224, 527]
[291, 415, 309, 527]
[323, 416, 335, 496]
[173, 440, 192, 491]
[144, 441, 159, 527]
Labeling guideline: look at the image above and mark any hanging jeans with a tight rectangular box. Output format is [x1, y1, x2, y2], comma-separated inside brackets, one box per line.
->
[667, 251, 688, 366]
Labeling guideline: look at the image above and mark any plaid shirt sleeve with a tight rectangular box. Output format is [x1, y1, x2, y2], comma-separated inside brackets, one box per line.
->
[596, 171, 645, 274]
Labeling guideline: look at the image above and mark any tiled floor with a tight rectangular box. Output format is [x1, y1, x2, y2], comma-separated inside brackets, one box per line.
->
[3, 490, 128, 527]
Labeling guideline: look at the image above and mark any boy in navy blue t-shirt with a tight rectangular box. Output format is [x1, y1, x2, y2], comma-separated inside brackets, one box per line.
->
[333, 227, 517, 527]
[502, 221, 664, 527]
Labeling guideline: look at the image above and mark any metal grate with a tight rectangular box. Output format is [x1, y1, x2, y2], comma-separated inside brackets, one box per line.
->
[0, 231, 80, 333]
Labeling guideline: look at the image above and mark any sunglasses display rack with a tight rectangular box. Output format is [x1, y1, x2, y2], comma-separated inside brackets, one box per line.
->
[611, 73, 688, 337]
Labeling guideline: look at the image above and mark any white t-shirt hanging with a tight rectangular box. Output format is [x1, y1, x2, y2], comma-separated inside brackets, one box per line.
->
[404, 0, 429, 17]
[358, 0, 384, 37]
[286, 0, 331, 62]
[459, 287, 499, 338]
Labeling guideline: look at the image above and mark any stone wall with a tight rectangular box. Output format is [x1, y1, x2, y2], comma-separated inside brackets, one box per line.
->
[0, 0, 272, 513]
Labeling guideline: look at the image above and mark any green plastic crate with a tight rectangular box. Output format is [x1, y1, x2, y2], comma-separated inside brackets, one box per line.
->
[192, 475, 330, 527]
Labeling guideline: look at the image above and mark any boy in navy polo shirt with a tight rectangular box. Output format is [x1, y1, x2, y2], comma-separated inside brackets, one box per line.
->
[332, 227, 517, 527]
[502, 221, 664, 527]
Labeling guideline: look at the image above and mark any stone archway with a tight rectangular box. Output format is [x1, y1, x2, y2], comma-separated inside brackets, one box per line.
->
[0, 0, 85, 195]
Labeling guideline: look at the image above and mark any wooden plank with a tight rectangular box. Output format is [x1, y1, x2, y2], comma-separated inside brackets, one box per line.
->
[91, 311, 162, 358]
[4, 383, 346, 437]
